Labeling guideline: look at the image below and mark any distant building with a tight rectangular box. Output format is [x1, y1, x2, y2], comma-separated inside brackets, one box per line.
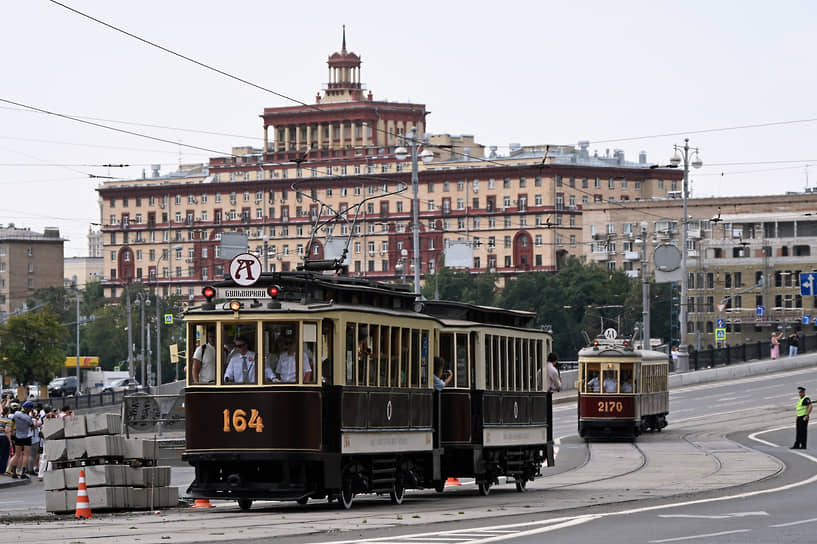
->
[64, 257, 104, 289]
[96, 32, 681, 300]
[0, 225, 64, 318]
[88, 224, 103, 258]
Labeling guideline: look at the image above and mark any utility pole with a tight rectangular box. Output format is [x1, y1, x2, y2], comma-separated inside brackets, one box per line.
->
[640, 223, 651, 350]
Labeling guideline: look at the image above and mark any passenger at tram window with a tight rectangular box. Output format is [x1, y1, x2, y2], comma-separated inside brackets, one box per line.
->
[271, 333, 313, 383]
[587, 371, 600, 392]
[433, 356, 453, 391]
[602, 371, 618, 393]
[620, 370, 633, 393]
[321, 321, 334, 384]
[223, 337, 258, 384]
[223, 336, 236, 363]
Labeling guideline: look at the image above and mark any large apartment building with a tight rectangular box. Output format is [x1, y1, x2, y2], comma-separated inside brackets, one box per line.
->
[97, 34, 681, 301]
[0, 225, 65, 318]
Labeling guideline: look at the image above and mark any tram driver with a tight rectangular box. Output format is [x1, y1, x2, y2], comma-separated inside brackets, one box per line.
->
[223, 337, 259, 384]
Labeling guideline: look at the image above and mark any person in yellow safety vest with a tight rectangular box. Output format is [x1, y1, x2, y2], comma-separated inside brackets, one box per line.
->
[791, 386, 812, 449]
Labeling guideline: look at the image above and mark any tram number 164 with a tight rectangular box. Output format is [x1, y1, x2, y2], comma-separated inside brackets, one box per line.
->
[597, 400, 624, 413]
[222, 409, 265, 433]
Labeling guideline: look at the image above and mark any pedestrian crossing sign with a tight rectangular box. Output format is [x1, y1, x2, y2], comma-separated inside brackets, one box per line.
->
[715, 328, 726, 341]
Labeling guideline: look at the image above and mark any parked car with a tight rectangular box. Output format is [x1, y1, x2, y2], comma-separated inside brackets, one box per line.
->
[103, 377, 141, 393]
[48, 376, 78, 397]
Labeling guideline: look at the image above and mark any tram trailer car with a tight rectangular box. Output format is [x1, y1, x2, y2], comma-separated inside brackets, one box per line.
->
[576, 339, 669, 439]
[182, 272, 554, 509]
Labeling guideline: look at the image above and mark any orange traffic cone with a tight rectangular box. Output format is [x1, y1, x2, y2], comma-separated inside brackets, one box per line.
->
[75, 469, 92, 519]
[191, 499, 214, 508]
[445, 477, 461, 486]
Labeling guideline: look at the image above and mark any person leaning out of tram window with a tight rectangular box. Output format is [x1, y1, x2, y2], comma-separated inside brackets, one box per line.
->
[546, 353, 561, 392]
[433, 357, 453, 391]
[620, 370, 633, 393]
[223, 337, 258, 384]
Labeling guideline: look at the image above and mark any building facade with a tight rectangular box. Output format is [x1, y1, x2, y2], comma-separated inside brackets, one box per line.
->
[582, 192, 817, 347]
[0, 226, 65, 317]
[63, 257, 104, 289]
[97, 35, 681, 300]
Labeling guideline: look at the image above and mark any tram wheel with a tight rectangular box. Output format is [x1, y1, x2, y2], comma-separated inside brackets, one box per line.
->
[237, 499, 253, 511]
[340, 480, 355, 510]
[515, 479, 527, 492]
[389, 480, 405, 505]
[433, 480, 445, 493]
[478, 481, 491, 496]
[296, 496, 309, 505]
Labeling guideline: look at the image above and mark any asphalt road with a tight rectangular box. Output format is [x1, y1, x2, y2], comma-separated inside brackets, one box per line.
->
[0, 364, 814, 544]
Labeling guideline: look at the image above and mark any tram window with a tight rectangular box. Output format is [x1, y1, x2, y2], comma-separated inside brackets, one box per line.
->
[263, 322, 311, 384]
[302, 322, 317, 384]
[369, 324, 380, 386]
[390, 327, 400, 387]
[585, 363, 600, 392]
[358, 325, 370, 385]
[345, 323, 355, 385]
[494, 336, 503, 390]
[420, 330, 429, 387]
[400, 328, 410, 386]
[515, 338, 523, 391]
[188, 322, 217, 385]
[221, 323, 258, 385]
[484, 335, 493, 389]
[602, 367, 618, 393]
[379, 325, 389, 386]
[454, 334, 467, 388]
[410, 329, 420, 387]
[320, 320, 334, 384]
[620, 363, 634, 393]
[535, 340, 544, 392]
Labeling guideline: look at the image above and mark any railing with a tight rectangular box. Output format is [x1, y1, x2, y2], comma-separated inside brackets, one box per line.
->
[688, 333, 811, 371]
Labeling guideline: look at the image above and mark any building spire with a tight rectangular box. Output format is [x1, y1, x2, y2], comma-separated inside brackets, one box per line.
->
[342, 24, 347, 53]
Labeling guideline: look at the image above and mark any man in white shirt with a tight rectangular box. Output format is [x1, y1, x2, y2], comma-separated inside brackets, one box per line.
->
[546, 353, 562, 392]
[224, 338, 258, 384]
[272, 336, 313, 383]
[192, 330, 217, 384]
[602, 373, 618, 393]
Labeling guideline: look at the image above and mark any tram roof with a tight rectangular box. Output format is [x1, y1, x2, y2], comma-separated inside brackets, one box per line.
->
[420, 300, 537, 328]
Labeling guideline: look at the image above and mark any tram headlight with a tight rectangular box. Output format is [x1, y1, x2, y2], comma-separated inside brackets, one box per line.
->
[229, 300, 242, 312]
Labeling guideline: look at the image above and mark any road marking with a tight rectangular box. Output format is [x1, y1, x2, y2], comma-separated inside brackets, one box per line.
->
[748, 425, 793, 447]
[769, 516, 817, 528]
[659, 511, 768, 519]
[648, 529, 751, 543]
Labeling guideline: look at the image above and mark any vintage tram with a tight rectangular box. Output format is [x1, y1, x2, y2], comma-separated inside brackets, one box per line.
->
[182, 269, 554, 509]
[576, 332, 669, 439]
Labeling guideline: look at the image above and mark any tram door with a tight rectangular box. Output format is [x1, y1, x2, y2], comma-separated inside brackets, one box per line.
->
[437, 332, 472, 445]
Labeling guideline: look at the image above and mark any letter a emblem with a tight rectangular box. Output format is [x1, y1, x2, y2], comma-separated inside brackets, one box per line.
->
[229, 253, 262, 286]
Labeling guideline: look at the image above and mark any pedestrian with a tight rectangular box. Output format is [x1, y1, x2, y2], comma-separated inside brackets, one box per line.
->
[788, 330, 800, 358]
[546, 353, 562, 392]
[791, 386, 812, 449]
[770, 332, 780, 360]
[0, 405, 11, 476]
[8, 400, 39, 479]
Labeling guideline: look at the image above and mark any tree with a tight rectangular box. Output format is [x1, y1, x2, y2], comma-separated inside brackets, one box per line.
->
[421, 267, 498, 306]
[0, 310, 68, 385]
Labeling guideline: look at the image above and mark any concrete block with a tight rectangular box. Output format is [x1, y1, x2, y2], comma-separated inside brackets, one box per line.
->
[83, 464, 128, 487]
[88, 486, 127, 510]
[45, 490, 71, 513]
[43, 468, 67, 491]
[159, 486, 179, 508]
[123, 438, 159, 461]
[44, 439, 68, 461]
[128, 466, 171, 487]
[85, 413, 122, 436]
[128, 487, 148, 509]
[64, 467, 80, 489]
[63, 415, 87, 438]
[42, 418, 66, 440]
[85, 435, 124, 458]
[66, 437, 87, 460]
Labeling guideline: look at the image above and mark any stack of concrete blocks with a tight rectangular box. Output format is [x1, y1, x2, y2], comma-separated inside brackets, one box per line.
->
[42, 414, 178, 513]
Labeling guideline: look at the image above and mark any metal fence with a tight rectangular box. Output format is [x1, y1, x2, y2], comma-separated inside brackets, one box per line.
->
[689, 333, 813, 371]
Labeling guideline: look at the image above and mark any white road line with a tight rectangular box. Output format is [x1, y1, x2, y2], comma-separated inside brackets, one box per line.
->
[648, 529, 751, 543]
[748, 425, 793, 447]
[769, 516, 817, 528]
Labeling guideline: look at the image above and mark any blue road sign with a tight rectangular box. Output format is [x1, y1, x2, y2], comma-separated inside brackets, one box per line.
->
[801, 272, 817, 296]
[756, 306, 765, 316]
[715, 328, 726, 341]
[716, 318, 725, 328]
[803, 315, 812, 325]
[164, 314, 174, 324]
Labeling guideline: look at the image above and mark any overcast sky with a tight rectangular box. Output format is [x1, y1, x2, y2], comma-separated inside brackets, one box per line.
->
[3, 1, 816, 256]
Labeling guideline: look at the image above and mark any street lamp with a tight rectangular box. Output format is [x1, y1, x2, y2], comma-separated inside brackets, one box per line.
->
[669, 138, 703, 372]
[134, 292, 151, 387]
[394, 127, 434, 295]
[155, 244, 184, 384]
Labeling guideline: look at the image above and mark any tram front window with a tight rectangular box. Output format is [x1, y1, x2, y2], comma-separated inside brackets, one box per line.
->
[264, 322, 314, 384]
[602, 369, 618, 393]
[223, 330, 259, 385]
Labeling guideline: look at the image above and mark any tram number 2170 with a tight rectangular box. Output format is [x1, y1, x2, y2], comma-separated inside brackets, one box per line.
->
[597, 400, 624, 413]
[222, 409, 265, 433]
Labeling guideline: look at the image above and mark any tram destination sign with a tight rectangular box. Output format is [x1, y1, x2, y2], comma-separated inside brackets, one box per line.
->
[216, 287, 273, 300]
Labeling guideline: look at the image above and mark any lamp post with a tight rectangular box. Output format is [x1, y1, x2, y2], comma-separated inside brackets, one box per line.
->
[155, 244, 183, 385]
[134, 292, 150, 387]
[74, 286, 81, 394]
[637, 222, 651, 350]
[669, 138, 703, 372]
[394, 127, 434, 295]
[262, 234, 270, 273]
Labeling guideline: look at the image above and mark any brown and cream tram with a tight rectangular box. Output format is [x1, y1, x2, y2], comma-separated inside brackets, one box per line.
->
[576, 334, 669, 439]
[182, 271, 554, 509]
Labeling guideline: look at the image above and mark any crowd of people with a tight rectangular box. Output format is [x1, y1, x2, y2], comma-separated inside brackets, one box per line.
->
[1, 393, 73, 481]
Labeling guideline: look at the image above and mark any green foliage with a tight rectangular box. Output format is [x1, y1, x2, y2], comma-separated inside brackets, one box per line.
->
[0, 310, 68, 385]
[421, 267, 498, 306]
[498, 259, 641, 358]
